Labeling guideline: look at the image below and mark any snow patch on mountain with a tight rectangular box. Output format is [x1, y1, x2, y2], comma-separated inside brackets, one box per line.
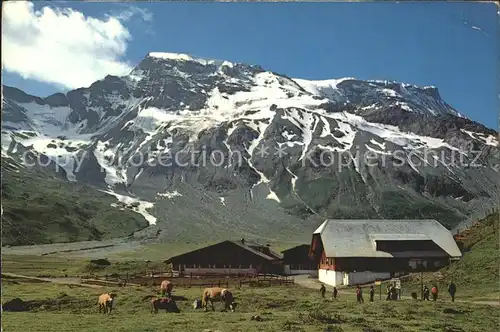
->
[327, 111, 461, 151]
[294, 77, 354, 101]
[298, 111, 318, 161]
[148, 52, 228, 67]
[17, 102, 74, 136]
[157, 191, 182, 199]
[94, 141, 126, 186]
[461, 129, 499, 147]
[483, 135, 499, 146]
[134, 107, 180, 134]
[102, 190, 157, 225]
[370, 139, 386, 150]
[266, 190, 281, 202]
[366, 144, 391, 156]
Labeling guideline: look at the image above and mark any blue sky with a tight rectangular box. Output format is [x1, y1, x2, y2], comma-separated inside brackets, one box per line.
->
[2, 1, 498, 129]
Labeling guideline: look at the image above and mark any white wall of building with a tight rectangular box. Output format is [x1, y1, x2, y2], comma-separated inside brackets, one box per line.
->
[319, 269, 390, 286]
[318, 269, 344, 286]
[344, 271, 391, 285]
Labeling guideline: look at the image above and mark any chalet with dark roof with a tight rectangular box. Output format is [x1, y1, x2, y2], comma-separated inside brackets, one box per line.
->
[281, 244, 318, 276]
[164, 238, 283, 276]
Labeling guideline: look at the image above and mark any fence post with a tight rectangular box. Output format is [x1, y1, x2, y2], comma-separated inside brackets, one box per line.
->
[239, 279, 242, 288]
[218, 280, 221, 288]
[105, 274, 108, 281]
[226, 281, 228, 288]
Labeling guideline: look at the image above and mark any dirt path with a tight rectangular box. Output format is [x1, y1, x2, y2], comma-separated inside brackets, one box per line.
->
[293, 274, 499, 306]
[2, 273, 103, 289]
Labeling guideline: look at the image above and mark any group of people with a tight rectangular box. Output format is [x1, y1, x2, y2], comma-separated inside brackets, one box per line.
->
[386, 284, 400, 301]
[319, 284, 375, 302]
[320, 284, 339, 300]
[422, 281, 457, 302]
[318, 281, 457, 303]
[355, 285, 375, 303]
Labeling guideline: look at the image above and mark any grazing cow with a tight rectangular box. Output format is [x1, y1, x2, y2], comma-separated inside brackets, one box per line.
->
[98, 293, 116, 315]
[150, 297, 180, 314]
[199, 287, 236, 312]
[160, 280, 173, 297]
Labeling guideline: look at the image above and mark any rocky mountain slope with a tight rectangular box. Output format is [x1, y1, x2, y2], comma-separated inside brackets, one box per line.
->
[2, 52, 499, 245]
[1, 153, 149, 245]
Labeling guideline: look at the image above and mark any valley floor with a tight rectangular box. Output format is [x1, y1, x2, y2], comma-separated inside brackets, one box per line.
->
[1, 238, 304, 261]
[2, 277, 499, 332]
[2, 215, 499, 332]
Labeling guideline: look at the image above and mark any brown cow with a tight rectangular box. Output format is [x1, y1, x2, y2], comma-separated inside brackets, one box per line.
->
[150, 297, 181, 314]
[160, 280, 173, 297]
[98, 293, 116, 315]
[200, 287, 236, 312]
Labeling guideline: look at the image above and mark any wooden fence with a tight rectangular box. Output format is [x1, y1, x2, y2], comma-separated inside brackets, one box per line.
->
[98, 271, 294, 289]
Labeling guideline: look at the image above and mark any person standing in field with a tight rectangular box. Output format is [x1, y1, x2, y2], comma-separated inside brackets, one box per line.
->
[320, 284, 326, 298]
[369, 285, 375, 302]
[431, 285, 438, 301]
[386, 284, 391, 301]
[332, 287, 338, 300]
[356, 285, 364, 303]
[423, 285, 430, 301]
[448, 281, 456, 302]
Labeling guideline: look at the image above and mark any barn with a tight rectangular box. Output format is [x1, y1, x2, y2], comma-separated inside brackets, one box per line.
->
[309, 219, 462, 286]
[281, 244, 318, 276]
[164, 239, 283, 276]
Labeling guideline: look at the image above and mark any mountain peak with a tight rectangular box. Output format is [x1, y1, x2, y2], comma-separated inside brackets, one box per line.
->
[2, 51, 499, 244]
[146, 51, 230, 67]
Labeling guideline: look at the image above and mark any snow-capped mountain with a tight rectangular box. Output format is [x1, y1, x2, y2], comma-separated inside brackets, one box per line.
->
[2, 52, 499, 243]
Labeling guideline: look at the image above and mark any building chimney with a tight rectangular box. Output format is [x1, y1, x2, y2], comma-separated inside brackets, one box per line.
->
[241, 238, 245, 245]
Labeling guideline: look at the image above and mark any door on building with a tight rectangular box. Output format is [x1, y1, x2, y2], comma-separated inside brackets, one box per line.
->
[343, 272, 349, 285]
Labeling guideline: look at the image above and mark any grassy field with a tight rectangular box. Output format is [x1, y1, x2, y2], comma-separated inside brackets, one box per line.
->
[2, 277, 499, 332]
[2, 212, 499, 331]
[1, 254, 168, 279]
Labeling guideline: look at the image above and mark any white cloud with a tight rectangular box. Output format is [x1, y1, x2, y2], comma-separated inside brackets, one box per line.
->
[112, 6, 153, 23]
[1, 1, 138, 89]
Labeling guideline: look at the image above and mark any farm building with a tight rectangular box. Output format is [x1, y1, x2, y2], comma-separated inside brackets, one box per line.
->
[309, 219, 462, 287]
[164, 239, 283, 276]
[281, 244, 318, 276]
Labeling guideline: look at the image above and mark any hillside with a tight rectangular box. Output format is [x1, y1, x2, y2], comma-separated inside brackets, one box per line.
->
[2, 52, 500, 245]
[1, 154, 149, 245]
[441, 211, 499, 295]
[403, 211, 499, 299]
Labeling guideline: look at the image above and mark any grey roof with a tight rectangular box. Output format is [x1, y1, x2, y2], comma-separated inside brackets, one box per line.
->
[229, 241, 282, 261]
[314, 219, 462, 258]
